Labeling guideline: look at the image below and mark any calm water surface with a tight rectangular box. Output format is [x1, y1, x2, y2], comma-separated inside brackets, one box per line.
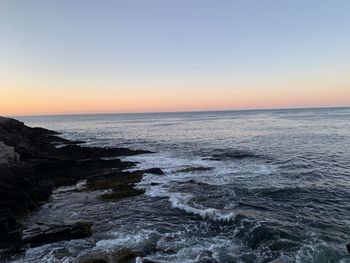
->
[15, 108, 350, 263]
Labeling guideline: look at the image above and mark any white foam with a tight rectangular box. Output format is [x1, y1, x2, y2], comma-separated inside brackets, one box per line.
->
[124, 152, 275, 223]
[294, 233, 329, 263]
[152, 234, 242, 263]
[76, 180, 87, 189]
[169, 193, 236, 222]
[11, 239, 93, 263]
[95, 229, 157, 251]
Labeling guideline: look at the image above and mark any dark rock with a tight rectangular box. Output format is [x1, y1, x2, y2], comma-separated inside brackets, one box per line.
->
[32, 158, 134, 187]
[86, 169, 164, 201]
[86, 172, 144, 191]
[86, 170, 146, 201]
[101, 187, 145, 201]
[86, 168, 166, 201]
[138, 168, 164, 175]
[57, 145, 151, 160]
[0, 164, 52, 240]
[0, 117, 59, 160]
[0, 116, 159, 254]
[346, 242, 350, 254]
[22, 222, 92, 247]
[0, 213, 22, 249]
[49, 135, 85, 145]
[0, 246, 24, 262]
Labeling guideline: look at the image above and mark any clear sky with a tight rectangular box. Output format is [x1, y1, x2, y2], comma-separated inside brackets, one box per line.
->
[1, 0, 349, 116]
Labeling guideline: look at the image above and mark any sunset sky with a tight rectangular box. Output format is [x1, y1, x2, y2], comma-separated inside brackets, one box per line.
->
[1, 0, 349, 116]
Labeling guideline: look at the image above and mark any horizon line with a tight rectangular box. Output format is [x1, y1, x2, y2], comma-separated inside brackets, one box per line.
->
[8, 105, 350, 118]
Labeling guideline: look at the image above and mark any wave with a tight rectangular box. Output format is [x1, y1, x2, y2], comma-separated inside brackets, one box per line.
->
[124, 152, 277, 224]
[169, 194, 236, 222]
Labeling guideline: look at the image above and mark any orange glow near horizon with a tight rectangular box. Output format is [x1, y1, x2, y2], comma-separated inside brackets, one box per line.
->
[1, 73, 349, 116]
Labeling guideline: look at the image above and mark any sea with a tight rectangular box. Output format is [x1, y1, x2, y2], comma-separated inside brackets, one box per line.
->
[14, 107, 350, 263]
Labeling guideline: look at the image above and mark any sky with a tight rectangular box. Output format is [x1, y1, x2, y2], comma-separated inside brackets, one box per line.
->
[0, 0, 349, 116]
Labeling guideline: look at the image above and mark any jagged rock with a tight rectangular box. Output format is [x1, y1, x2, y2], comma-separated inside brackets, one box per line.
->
[0, 117, 59, 160]
[0, 164, 52, 211]
[22, 222, 92, 247]
[0, 212, 22, 249]
[100, 186, 145, 201]
[138, 168, 164, 175]
[0, 116, 159, 254]
[86, 171, 145, 201]
[0, 141, 20, 164]
[0, 164, 52, 249]
[86, 168, 164, 201]
[57, 145, 151, 160]
[87, 172, 143, 191]
[32, 158, 134, 187]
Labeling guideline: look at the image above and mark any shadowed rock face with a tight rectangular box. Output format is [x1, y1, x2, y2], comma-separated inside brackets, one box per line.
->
[0, 117, 59, 160]
[22, 222, 92, 248]
[0, 164, 48, 249]
[56, 145, 151, 160]
[0, 141, 19, 165]
[0, 116, 158, 258]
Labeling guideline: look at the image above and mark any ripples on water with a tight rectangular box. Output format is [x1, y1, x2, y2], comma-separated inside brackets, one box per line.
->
[16, 108, 350, 263]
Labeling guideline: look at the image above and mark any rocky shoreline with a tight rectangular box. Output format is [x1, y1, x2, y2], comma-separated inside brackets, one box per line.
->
[0, 117, 163, 262]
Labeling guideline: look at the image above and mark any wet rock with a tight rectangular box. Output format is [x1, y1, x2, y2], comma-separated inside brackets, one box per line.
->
[86, 169, 163, 201]
[32, 158, 134, 187]
[92, 172, 146, 201]
[57, 145, 151, 160]
[101, 187, 145, 201]
[86, 172, 143, 191]
[22, 222, 92, 247]
[346, 242, 350, 254]
[50, 135, 85, 146]
[138, 168, 164, 175]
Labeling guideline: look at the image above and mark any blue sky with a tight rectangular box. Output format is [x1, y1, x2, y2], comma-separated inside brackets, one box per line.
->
[1, 0, 349, 115]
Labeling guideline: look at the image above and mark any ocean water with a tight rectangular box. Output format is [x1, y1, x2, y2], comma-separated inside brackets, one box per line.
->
[15, 108, 350, 263]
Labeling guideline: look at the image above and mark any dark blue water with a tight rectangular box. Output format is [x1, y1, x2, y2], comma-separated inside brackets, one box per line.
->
[15, 108, 350, 262]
